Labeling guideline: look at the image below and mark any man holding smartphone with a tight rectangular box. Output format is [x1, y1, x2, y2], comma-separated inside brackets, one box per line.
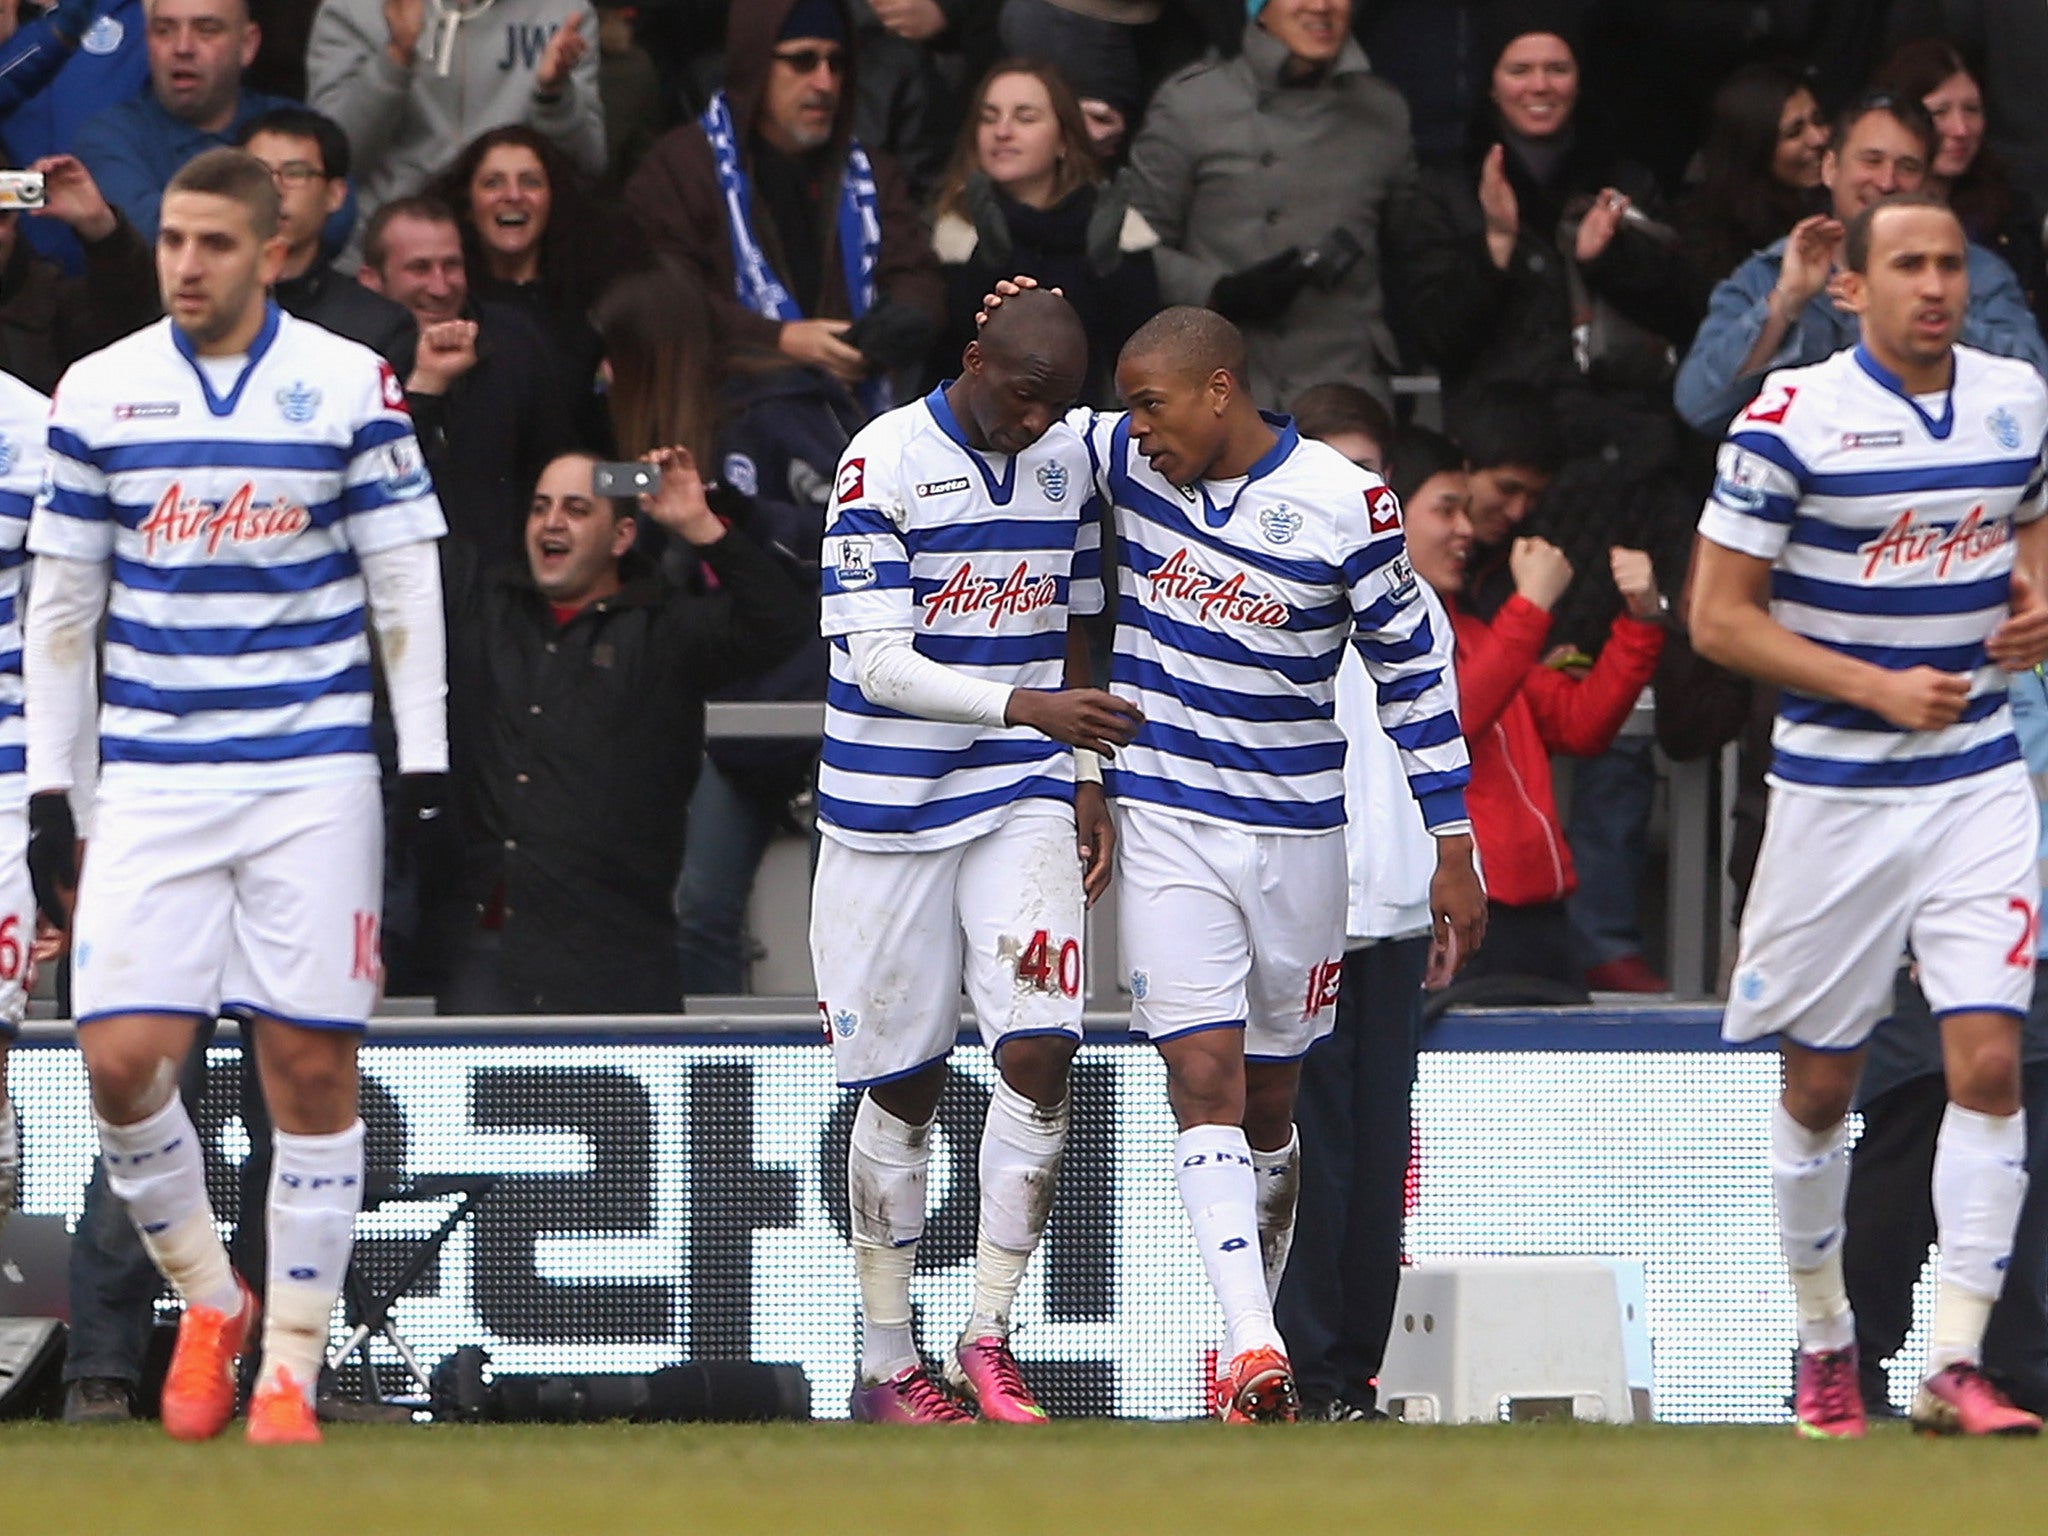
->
[430, 446, 813, 1013]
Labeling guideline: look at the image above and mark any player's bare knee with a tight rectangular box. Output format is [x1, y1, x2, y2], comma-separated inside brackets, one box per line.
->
[869, 1060, 947, 1127]
[1162, 1046, 1244, 1129]
[1949, 1040, 2024, 1116]
[995, 1035, 1075, 1110]
[83, 1049, 179, 1125]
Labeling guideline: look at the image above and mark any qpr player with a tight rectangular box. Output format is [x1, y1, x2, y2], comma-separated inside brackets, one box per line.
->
[24, 149, 449, 1446]
[815, 290, 1143, 1424]
[1063, 304, 1485, 1423]
[1691, 192, 2048, 1439]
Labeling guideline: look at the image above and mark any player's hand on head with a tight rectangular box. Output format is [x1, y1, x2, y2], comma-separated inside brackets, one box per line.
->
[1988, 566, 2048, 671]
[974, 276, 1063, 327]
[1509, 536, 1573, 611]
[1074, 781, 1115, 907]
[1007, 686, 1143, 756]
[1867, 665, 1971, 731]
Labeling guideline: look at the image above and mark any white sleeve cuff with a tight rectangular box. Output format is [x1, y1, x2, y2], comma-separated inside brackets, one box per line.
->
[359, 540, 449, 774]
[847, 629, 1012, 728]
[23, 554, 110, 796]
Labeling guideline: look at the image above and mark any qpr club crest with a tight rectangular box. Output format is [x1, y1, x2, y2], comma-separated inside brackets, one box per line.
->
[276, 381, 321, 424]
[1258, 502, 1302, 545]
[82, 14, 124, 52]
[832, 1008, 859, 1041]
[1988, 407, 2023, 452]
[1036, 460, 1069, 502]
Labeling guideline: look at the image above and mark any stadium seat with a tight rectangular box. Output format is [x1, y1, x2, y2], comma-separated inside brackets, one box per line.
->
[1377, 1257, 1652, 1423]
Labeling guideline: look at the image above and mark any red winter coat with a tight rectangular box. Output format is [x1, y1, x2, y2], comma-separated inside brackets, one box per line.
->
[1452, 595, 1665, 907]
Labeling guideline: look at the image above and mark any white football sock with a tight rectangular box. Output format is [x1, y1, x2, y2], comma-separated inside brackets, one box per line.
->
[1770, 1102, 1853, 1352]
[0, 1094, 17, 1237]
[1175, 1124, 1283, 1358]
[1928, 1104, 2028, 1374]
[968, 1082, 1067, 1338]
[1251, 1130, 1300, 1303]
[258, 1121, 365, 1398]
[848, 1094, 932, 1383]
[97, 1097, 242, 1316]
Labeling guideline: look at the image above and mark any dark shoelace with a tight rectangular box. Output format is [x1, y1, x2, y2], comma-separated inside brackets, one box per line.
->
[981, 1344, 1034, 1404]
[903, 1371, 969, 1419]
[1810, 1349, 1859, 1421]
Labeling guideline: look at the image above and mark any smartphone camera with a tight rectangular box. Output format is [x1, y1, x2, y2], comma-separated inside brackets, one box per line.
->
[591, 461, 660, 498]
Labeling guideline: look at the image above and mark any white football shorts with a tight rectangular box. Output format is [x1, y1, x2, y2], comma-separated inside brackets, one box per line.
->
[73, 776, 385, 1030]
[812, 801, 1085, 1087]
[1116, 803, 1346, 1061]
[0, 807, 30, 1037]
[1724, 763, 2039, 1051]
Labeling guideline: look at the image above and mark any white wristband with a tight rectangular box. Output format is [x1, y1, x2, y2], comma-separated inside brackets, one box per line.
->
[1074, 748, 1103, 785]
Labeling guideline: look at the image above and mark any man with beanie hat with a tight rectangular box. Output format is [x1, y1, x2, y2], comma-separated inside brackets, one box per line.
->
[1121, 0, 1415, 410]
[624, 0, 940, 420]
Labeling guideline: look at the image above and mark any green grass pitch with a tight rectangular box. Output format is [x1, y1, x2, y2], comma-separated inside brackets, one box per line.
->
[2, 1420, 2043, 1534]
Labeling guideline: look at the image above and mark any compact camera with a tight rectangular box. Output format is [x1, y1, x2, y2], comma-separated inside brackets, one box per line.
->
[0, 171, 46, 212]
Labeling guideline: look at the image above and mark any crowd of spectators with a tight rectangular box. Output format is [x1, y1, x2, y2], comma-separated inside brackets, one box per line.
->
[7, 0, 2048, 1014]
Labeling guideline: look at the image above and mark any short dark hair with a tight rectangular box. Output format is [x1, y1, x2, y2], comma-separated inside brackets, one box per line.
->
[1289, 382, 1395, 453]
[236, 105, 351, 183]
[1843, 190, 1960, 272]
[1384, 425, 1467, 506]
[1832, 88, 1935, 163]
[362, 194, 459, 273]
[1444, 381, 1562, 476]
[164, 147, 280, 240]
[1121, 305, 1248, 386]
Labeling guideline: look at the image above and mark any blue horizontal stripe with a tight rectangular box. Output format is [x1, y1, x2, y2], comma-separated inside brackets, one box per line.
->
[105, 607, 363, 656]
[1115, 478, 1337, 588]
[1356, 623, 1437, 666]
[102, 664, 372, 717]
[1136, 717, 1341, 778]
[1122, 607, 1338, 688]
[1106, 765, 1341, 831]
[819, 774, 1070, 834]
[1727, 431, 1811, 485]
[112, 550, 359, 594]
[1721, 490, 1797, 526]
[1778, 688, 2004, 734]
[821, 560, 910, 598]
[821, 735, 1062, 778]
[1771, 734, 2020, 788]
[1387, 710, 1466, 751]
[1374, 666, 1444, 705]
[0, 546, 25, 569]
[0, 491, 33, 521]
[910, 573, 1070, 606]
[824, 506, 899, 540]
[102, 724, 374, 765]
[1784, 511, 1998, 554]
[910, 518, 1081, 555]
[0, 746, 21, 774]
[1823, 637, 1988, 672]
[1416, 784, 1470, 828]
[348, 418, 413, 455]
[0, 647, 20, 673]
[1773, 569, 2008, 616]
[1340, 540, 1400, 587]
[48, 426, 95, 465]
[37, 485, 106, 521]
[1109, 652, 1326, 723]
[93, 438, 351, 474]
[1805, 456, 2035, 498]
[918, 630, 1065, 667]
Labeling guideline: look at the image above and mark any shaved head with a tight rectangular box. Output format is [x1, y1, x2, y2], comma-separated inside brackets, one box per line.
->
[1119, 305, 1247, 386]
[952, 287, 1089, 456]
[978, 287, 1088, 378]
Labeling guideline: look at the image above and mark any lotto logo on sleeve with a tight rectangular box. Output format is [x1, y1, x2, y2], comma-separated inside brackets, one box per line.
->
[377, 361, 407, 412]
[1366, 485, 1402, 534]
[1743, 384, 1798, 425]
[836, 458, 866, 504]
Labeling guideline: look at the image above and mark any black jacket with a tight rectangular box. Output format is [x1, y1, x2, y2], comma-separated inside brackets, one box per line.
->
[273, 261, 417, 373]
[408, 299, 574, 570]
[0, 212, 158, 394]
[441, 520, 815, 1013]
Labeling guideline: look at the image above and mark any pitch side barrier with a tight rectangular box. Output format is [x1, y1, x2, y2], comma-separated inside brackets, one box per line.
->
[12, 1004, 1885, 1423]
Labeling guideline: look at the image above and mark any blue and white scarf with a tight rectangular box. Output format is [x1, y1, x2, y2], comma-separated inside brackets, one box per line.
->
[701, 90, 882, 362]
